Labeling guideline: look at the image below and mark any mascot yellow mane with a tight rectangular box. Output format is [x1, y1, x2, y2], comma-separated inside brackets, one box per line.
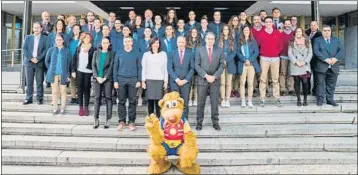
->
[145, 92, 200, 174]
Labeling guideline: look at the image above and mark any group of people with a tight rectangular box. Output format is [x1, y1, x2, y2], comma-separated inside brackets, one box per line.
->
[22, 7, 344, 131]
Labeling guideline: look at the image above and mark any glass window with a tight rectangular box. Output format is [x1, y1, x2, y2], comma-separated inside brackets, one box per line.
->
[348, 11, 357, 27]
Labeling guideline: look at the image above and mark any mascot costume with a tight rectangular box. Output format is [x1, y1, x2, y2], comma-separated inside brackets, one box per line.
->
[145, 92, 200, 174]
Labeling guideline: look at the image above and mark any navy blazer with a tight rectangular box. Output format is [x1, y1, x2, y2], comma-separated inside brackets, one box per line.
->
[91, 30, 103, 49]
[199, 29, 212, 46]
[168, 49, 195, 84]
[41, 22, 53, 36]
[208, 21, 225, 38]
[133, 27, 145, 42]
[22, 34, 47, 67]
[153, 26, 165, 39]
[160, 37, 178, 55]
[313, 36, 345, 74]
[220, 40, 237, 74]
[137, 38, 151, 55]
[81, 24, 94, 33]
[46, 32, 71, 49]
[237, 39, 261, 75]
[175, 30, 188, 39]
[185, 21, 201, 31]
[45, 47, 71, 85]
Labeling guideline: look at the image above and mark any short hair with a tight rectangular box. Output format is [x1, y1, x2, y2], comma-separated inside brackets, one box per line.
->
[123, 36, 133, 42]
[291, 16, 297, 19]
[284, 19, 291, 23]
[259, 10, 267, 14]
[33, 22, 43, 28]
[205, 32, 216, 39]
[213, 11, 221, 15]
[87, 11, 95, 16]
[109, 12, 116, 16]
[264, 16, 273, 22]
[177, 36, 186, 42]
[81, 32, 93, 43]
[272, 7, 280, 13]
[201, 17, 208, 22]
[149, 37, 162, 54]
[323, 25, 332, 30]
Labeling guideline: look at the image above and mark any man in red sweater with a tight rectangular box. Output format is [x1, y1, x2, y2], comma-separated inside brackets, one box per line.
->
[251, 15, 264, 41]
[279, 19, 295, 96]
[257, 17, 283, 107]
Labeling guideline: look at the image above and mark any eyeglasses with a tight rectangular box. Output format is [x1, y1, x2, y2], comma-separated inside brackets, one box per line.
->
[323, 30, 330, 32]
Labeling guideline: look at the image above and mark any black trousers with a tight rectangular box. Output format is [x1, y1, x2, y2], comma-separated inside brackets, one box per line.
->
[117, 77, 138, 124]
[315, 68, 338, 103]
[170, 81, 191, 119]
[148, 100, 161, 118]
[294, 76, 309, 101]
[76, 71, 92, 106]
[25, 65, 44, 101]
[93, 80, 113, 119]
[196, 76, 220, 125]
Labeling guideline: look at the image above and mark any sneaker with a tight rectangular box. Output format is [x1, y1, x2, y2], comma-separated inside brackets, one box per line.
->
[275, 100, 283, 107]
[193, 100, 198, 106]
[247, 100, 254, 108]
[221, 100, 226, 108]
[188, 100, 193, 107]
[129, 123, 136, 131]
[117, 122, 126, 131]
[241, 99, 246, 107]
[60, 110, 65, 115]
[52, 109, 59, 115]
[260, 100, 265, 107]
[138, 98, 143, 107]
[225, 100, 230, 108]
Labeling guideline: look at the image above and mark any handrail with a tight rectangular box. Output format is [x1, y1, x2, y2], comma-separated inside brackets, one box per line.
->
[1, 49, 22, 67]
[1, 49, 22, 51]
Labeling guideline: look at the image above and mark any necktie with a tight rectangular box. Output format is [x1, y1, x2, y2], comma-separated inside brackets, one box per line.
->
[326, 39, 330, 44]
[208, 47, 212, 64]
[179, 50, 184, 64]
[167, 39, 172, 52]
[274, 20, 278, 29]
[309, 32, 314, 39]
[89, 24, 93, 31]
[145, 40, 149, 49]
[216, 25, 219, 37]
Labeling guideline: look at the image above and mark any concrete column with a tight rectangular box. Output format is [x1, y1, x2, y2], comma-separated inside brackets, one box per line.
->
[300, 15, 305, 29]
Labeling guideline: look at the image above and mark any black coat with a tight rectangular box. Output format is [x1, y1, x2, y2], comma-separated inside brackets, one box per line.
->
[71, 45, 95, 73]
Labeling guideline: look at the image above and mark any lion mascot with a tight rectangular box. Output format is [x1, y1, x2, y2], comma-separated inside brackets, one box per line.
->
[145, 92, 200, 174]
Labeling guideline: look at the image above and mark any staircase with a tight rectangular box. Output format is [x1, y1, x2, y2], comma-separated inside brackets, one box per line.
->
[1, 86, 357, 174]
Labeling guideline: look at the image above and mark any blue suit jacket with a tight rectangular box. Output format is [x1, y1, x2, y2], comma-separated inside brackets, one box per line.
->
[185, 21, 201, 31]
[160, 37, 178, 55]
[81, 24, 94, 33]
[168, 49, 195, 85]
[313, 36, 345, 74]
[237, 39, 261, 75]
[133, 27, 145, 42]
[199, 29, 212, 46]
[22, 34, 47, 67]
[153, 26, 165, 39]
[137, 38, 150, 55]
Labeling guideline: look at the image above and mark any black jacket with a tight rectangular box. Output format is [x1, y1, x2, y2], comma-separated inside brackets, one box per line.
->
[92, 50, 115, 81]
[71, 44, 95, 73]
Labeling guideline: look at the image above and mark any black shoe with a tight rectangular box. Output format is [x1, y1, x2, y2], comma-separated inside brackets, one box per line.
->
[311, 92, 316, 96]
[74, 98, 79, 104]
[280, 91, 285, 96]
[327, 101, 338, 106]
[104, 119, 111, 129]
[37, 100, 43, 105]
[213, 124, 221, 131]
[316, 101, 323, 106]
[303, 100, 308, 106]
[46, 83, 51, 88]
[288, 91, 295, 96]
[196, 123, 202, 131]
[93, 119, 100, 129]
[70, 98, 76, 104]
[297, 100, 302, 106]
[307, 91, 311, 95]
[23, 100, 33, 105]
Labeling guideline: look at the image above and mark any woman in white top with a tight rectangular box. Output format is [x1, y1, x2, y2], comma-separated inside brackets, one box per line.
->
[141, 37, 168, 117]
[71, 32, 95, 116]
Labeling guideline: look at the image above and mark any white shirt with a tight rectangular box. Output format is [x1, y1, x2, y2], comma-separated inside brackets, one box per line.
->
[78, 49, 93, 73]
[32, 35, 41, 58]
[141, 51, 168, 83]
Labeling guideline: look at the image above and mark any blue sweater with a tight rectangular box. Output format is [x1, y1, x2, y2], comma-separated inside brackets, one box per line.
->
[110, 30, 123, 53]
[45, 47, 71, 85]
[113, 48, 142, 82]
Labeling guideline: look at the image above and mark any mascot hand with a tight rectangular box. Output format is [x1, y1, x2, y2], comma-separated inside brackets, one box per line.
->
[145, 113, 159, 130]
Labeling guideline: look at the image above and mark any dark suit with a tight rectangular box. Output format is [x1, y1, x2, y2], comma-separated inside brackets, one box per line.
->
[313, 36, 345, 103]
[41, 21, 53, 36]
[22, 34, 47, 101]
[305, 29, 322, 93]
[81, 24, 95, 33]
[168, 49, 195, 119]
[195, 46, 225, 125]
[92, 50, 115, 119]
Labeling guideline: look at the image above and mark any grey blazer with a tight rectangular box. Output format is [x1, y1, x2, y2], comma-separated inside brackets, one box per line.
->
[288, 41, 313, 76]
[195, 46, 225, 85]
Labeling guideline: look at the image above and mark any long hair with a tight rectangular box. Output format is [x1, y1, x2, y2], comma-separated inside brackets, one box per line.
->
[149, 37, 162, 54]
[228, 15, 240, 31]
[54, 19, 66, 33]
[186, 28, 201, 49]
[239, 26, 255, 45]
[81, 32, 93, 44]
[289, 27, 310, 48]
[131, 15, 143, 33]
[218, 24, 235, 51]
[165, 8, 178, 27]
[98, 36, 112, 51]
[164, 25, 175, 38]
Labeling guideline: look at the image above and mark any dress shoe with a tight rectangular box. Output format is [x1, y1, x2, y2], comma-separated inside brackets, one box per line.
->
[196, 123, 202, 131]
[83, 106, 89, 116]
[46, 83, 51, 88]
[288, 91, 295, 96]
[213, 124, 221, 131]
[23, 100, 33, 105]
[303, 100, 308, 106]
[327, 101, 338, 106]
[93, 119, 100, 129]
[104, 119, 111, 129]
[79, 106, 84, 116]
[297, 100, 302, 106]
[37, 100, 43, 105]
[316, 101, 323, 106]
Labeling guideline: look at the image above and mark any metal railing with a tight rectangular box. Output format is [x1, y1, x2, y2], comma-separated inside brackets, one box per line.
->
[1, 49, 22, 67]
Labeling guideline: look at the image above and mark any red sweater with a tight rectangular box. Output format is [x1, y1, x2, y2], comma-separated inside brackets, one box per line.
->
[280, 31, 294, 56]
[257, 29, 283, 57]
[251, 26, 264, 41]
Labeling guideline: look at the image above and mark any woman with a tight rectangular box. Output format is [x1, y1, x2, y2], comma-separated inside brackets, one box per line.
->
[71, 32, 95, 116]
[45, 34, 71, 114]
[141, 37, 168, 118]
[237, 26, 261, 108]
[218, 25, 237, 108]
[228, 15, 241, 97]
[132, 15, 145, 42]
[69, 24, 81, 105]
[92, 37, 115, 129]
[47, 19, 71, 48]
[79, 18, 87, 27]
[137, 27, 153, 106]
[153, 15, 165, 39]
[165, 8, 178, 28]
[239, 12, 251, 31]
[175, 19, 187, 38]
[288, 27, 313, 106]
[160, 25, 177, 55]
[186, 28, 201, 106]
[185, 11, 200, 31]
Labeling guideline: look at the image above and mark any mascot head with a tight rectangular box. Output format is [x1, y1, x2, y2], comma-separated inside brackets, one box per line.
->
[158, 92, 184, 125]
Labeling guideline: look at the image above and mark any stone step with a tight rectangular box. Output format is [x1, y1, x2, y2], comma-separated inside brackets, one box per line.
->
[2, 149, 357, 166]
[2, 135, 356, 152]
[2, 123, 357, 138]
[2, 102, 357, 115]
[2, 164, 357, 174]
[2, 112, 356, 126]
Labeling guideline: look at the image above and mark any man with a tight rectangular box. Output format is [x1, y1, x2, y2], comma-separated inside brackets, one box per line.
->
[259, 10, 267, 26]
[272, 7, 284, 30]
[195, 32, 225, 131]
[168, 36, 195, 120]
[251, 15, 264, 40]
[66, 15, 77, 36]
[144, 9, 154, 28]
[208, 11, 224, 39]
[313, 25, 344, 106]
[113, 36, 142, 131]
[125, 10, 136, 28]
[290, 16, 298, 31]
[257, 17, 283, 107]
[306, 21, 322, 95]
[81, 11, 95, 32]
[199, 17, 211, 46]
[40, 11, 53, 36]
[107, 12, 116, 30]
[57, 14, 66, 21]
[92, 18, 103, 48]
[279, 19, 295, 96]
[22, 22, 47, 105]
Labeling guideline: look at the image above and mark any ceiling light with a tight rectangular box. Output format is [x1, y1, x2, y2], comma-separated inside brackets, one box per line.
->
[270, 1, 310, 4]
[166, 7, 181, 10]
[214, 7, 228, 10]
[270, 1, 357, 5]
[120, 7, 135, 10]
[2, 1, 75, 3]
